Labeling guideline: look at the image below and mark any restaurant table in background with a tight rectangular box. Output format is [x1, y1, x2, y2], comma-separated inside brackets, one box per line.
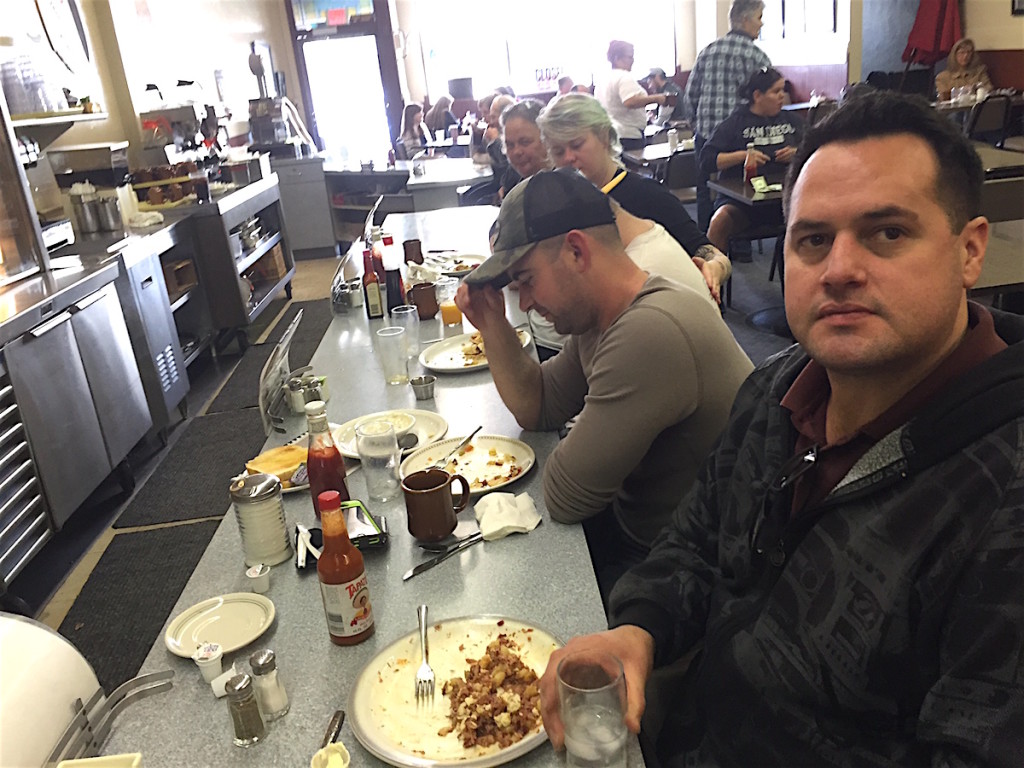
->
[405, 157, 493, 210]
[972, 140, 1024, 179]
[621, 141, 694, 181]
[707, 175, 791, 338]
[102, 206, 638, 767]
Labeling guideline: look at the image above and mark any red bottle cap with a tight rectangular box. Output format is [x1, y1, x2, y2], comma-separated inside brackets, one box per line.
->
[382, 236, 394, 245]
[318, 490, 341, 511]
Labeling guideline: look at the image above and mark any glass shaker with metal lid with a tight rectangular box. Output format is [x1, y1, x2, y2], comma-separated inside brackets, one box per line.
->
[229, 473, 292, 567]
[249, 649, 290, 720]
[225, 673, 267, 746]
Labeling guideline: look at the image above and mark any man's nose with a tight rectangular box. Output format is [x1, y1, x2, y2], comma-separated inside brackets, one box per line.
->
[518, 286, 533, 312]
[821, 232, 868, 285]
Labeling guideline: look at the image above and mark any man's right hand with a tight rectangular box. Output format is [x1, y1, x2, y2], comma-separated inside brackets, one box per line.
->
[538, 626, 656, 751]
[455, 282, 507, 335]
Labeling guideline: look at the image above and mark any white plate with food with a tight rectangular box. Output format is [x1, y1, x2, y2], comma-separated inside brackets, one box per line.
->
[164, 593, 275, 657]
[244, 424, 344, 494]
[348, 615, 561, 768]
[400, 435, 535, 495]
[437, 254, 484, 277]
[333, 409, 449, 460]
[419, 330, 531, 374]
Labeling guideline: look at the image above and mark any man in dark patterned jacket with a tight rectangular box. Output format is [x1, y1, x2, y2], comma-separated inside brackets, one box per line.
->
[538, 91, 1024, 766]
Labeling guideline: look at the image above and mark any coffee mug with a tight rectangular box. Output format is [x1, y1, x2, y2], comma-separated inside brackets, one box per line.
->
[411, 282, 439, 320]
[402, 468, 470, 542]
[403, 238, 423, 264]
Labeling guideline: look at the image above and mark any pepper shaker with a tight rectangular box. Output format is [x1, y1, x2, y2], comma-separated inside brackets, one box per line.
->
[250, 649, 290, 720]
[225, 673, 267, 747]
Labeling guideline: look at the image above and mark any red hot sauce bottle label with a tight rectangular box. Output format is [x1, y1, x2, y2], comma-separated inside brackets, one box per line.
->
[320, 572, 374, 637]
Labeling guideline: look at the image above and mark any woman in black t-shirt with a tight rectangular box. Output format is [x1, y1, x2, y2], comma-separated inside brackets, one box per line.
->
[701, 67, 803, 254]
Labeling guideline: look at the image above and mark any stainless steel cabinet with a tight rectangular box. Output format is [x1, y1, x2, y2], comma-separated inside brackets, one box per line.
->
[271, 157, 337, 259]
[4, 283, 151, 528]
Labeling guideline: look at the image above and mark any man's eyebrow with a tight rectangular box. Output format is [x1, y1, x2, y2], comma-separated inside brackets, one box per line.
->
[789, 206, 921, 235]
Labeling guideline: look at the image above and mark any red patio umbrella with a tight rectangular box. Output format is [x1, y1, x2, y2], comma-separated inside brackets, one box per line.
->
[903, 0, 963, 66]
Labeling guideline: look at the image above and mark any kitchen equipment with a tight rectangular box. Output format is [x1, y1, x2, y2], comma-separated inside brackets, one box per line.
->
[70, 193, 100, 233]
[95, 197, 122, 231]
[46, 142, 130, 190]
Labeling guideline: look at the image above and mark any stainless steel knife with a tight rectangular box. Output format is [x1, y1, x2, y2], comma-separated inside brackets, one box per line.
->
[403, 531, 484, 581]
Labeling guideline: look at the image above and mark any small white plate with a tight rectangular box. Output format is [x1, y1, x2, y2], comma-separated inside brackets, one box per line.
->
[164, 593, 275, 657]
[419, 330, 531, 374]
[400, 434, 535, 495]
[348, 615, 561, 768]
[333, 409, 449, 460]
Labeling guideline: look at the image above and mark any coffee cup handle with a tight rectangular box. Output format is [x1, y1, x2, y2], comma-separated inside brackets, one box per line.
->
[450, 474, 470, 512]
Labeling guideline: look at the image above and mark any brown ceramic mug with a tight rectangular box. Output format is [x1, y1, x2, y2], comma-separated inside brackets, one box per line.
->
[402, 468, 469, 542]
[410, 282, 439, 320]
[403, 238, 424, 264]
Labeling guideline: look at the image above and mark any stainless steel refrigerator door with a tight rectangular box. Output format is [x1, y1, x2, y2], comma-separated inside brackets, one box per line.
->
[4, 311, 111, 527]
[69, 284, 152, 466]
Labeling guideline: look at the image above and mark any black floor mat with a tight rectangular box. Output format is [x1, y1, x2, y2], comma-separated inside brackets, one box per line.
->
[58, 520, 220, 693]
[205, 299, 335, 414]
[113, 409, 266, 528]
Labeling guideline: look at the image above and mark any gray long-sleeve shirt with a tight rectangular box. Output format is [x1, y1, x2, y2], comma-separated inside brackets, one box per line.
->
[536, 275, 753, 546]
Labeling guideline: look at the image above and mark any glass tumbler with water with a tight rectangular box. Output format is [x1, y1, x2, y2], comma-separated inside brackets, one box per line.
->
[355, 420, 401, 502]
[557, 651, 628, 768]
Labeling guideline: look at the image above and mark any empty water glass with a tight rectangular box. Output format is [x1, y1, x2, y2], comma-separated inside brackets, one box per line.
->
[557, 651, 628, 768]
[391, 305, 420, 357]
[355, 420, 401, 502]
[376, 326, 409, 385]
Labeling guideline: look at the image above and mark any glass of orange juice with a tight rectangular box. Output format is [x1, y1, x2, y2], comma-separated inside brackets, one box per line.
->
[436, 277, 462, 327]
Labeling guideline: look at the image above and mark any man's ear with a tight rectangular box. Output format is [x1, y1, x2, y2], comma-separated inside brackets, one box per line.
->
[563, 230, 591, 274]
[958, 215, 988, 290]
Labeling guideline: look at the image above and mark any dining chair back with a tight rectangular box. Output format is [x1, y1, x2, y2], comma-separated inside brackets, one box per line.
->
[665, 150, 698, 204]
[965, 95, 1011, 147]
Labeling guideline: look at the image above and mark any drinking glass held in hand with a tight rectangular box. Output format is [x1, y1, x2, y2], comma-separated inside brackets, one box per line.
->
[355, 420, 402, 503]
[557, 651, 628, 768]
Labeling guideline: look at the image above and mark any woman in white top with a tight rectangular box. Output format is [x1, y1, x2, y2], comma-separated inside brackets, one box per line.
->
[599, 40, 668, 150]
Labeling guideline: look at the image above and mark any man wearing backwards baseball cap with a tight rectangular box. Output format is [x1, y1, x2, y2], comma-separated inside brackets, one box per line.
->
[457, 167, 752, 598]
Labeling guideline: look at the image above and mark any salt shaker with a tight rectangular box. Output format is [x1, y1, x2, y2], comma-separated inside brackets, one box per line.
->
[225, 673, 267, 747]
[250, 649, 290, 720]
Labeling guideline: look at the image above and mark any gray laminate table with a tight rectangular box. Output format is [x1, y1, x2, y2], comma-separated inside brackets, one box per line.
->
[102, 207, 637, 767]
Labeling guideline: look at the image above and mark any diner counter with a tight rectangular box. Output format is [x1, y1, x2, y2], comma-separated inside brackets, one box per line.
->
[103, 215, 638, 767]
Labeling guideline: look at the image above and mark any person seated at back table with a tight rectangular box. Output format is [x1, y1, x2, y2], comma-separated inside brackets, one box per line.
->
[700, 66, 803, 255]
[423, 95, 458, 140]
[455, 168, 753, 599]
[537, 91, 1024, 767]
[935, 37, 992, 101]
[399, 103, 428, 156]
[648, 67, 685, 125]
[538, 93, 732, 303]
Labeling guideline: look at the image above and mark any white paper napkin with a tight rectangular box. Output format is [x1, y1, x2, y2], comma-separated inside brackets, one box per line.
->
[473, 492, 541, 541]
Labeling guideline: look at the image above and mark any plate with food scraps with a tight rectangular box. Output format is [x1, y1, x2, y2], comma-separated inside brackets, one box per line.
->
[348, 615, 561, 768]
[419, 330, 531, 374]
[437, 254, 484, 277]
[332, 409, 449, 460]
[400, 435, 535, 495]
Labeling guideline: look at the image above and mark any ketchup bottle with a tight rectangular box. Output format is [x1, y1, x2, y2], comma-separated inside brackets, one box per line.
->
[317, 490, 375, 646]
[743, 142, 758, 185]
[305, 400, 350, 518]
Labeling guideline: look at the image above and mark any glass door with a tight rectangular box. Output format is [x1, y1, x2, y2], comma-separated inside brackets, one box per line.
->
[302, 35, 391, 165]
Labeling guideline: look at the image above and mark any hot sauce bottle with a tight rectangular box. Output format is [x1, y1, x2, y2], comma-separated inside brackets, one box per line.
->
[743, 142, 758, 185]
[305, 400, 350, 519]
[362, 249, 384, 319]
[317, 490, 375, 646]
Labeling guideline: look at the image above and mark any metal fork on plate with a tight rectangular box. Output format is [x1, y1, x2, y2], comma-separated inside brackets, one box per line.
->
[415, 604, 435, 703]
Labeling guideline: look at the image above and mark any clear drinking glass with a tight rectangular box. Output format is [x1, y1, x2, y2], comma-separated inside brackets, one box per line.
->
[557, 651, 628, 768]
[355, 420, 401, 502]
[376, 326, 409, 384]
[391, 305, 420, 357]
[435, 276, 462, 327]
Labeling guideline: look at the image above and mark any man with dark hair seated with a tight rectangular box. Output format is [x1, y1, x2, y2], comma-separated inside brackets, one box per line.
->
[537, 91, 1024, 766]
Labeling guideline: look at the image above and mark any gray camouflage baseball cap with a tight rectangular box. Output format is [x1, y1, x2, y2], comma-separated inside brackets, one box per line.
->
[464, 167, 615, 288]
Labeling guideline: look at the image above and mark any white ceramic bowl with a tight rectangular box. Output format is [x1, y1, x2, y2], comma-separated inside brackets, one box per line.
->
[355, 411, 415, 440]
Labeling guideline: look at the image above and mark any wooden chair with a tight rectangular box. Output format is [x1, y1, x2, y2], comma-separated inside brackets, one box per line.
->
[965, 95, 1011, 147]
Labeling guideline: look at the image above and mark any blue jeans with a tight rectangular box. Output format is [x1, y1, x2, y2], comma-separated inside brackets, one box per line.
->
[694, 133, 712, 232]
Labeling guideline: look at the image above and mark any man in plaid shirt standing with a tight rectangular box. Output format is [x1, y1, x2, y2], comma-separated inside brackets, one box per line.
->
[683, 0, 771, 231]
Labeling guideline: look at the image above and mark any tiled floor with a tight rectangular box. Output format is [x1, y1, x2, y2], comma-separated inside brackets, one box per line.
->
[27, 256, 339, 630]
